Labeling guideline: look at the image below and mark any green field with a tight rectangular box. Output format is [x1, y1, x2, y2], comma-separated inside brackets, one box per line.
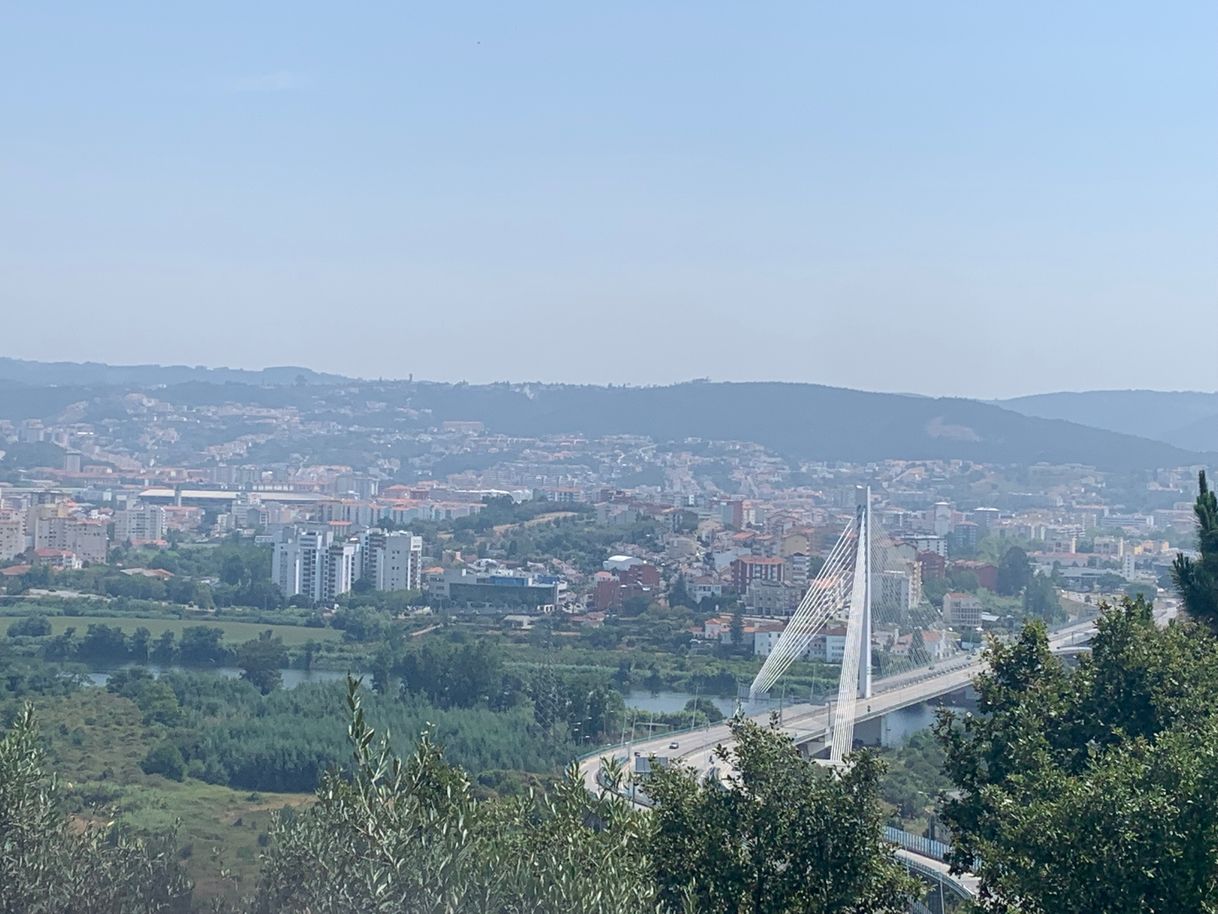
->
[8, 613, 341, 646]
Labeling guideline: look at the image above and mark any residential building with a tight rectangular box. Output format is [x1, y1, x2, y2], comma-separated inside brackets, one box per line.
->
[272, 528, 334, 602]
[745, 579, 804, 617]
[32, 515, 108, 564]
[688, 576, 723, 604]
[322, 540, 361, 603]
[785, 552, 813, 589]
[114, 504, 166, 545]
[916, 550, 946, 582]
[875, 569, 918, 616]
[360, 529, 423, 592]
[731, 555, 784, 590]
[0, 516, 25, 562]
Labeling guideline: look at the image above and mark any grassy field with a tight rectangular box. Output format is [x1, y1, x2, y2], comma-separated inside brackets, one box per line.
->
[10, 689, 312, 903]
[12, 613, 342, 646]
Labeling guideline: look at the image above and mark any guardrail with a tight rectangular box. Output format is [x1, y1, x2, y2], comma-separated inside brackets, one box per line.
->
[884, 826, 951, 862]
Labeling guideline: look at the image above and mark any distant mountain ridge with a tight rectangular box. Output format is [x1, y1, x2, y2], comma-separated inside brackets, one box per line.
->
[1000, 390, 1218, 452]
[0, 358, 1209, 471]
[0, 357, 351, 388]
[395, 380, 1208, 471]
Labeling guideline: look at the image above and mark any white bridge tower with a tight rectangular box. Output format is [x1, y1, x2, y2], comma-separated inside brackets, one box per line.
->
[749, 485, 873, 764]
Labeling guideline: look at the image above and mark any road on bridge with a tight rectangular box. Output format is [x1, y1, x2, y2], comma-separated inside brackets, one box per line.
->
[581, 617, 1103, 795]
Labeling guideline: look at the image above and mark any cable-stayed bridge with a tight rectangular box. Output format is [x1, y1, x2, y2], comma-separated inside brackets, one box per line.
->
[578, 485, 1111, 905]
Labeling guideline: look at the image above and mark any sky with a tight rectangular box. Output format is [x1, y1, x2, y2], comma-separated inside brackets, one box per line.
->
[2, 3, 1215, 399]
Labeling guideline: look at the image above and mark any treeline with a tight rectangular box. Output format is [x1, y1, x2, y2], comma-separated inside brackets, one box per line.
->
[9, 619, 254, 667]
[7, 539, 286, 611]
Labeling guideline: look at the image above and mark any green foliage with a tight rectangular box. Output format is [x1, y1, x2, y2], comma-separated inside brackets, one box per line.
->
[935, 599, 1218, 913]
[253, 678, 652, 914]
[1022, 571, 1063, 622]
[683, 696, 725, 724]
[141, 740, 186, 781]
[236, 632, 289, 695]
[6, 614, 52, 637]
[995, 545, 1032, 597]
[0, 703, 193, 912]
[646, 716, 915, 913]
[1174, 469, 1218, 629]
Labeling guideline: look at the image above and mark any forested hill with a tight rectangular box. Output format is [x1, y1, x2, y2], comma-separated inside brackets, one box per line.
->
[402, 381, 1205, 471]
[1001, 389, 1218, 452]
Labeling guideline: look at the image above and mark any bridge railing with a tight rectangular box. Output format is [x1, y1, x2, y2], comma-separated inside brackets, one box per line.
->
[883, 826, 951, 862]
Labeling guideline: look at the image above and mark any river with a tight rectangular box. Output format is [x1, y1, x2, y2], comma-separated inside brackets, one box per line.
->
[83, 668, 946, 746]
[83, 663, 361, 689]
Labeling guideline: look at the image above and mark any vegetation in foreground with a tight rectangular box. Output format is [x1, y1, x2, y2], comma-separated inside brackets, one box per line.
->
[2, 680, 914, 914]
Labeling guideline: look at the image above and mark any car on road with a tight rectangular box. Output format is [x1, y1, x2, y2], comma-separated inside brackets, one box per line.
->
[668, 741, 680, 750]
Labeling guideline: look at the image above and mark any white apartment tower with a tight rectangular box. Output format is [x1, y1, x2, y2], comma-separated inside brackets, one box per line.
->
[273, 527, 423, 603]
[114, 504, 166, 544]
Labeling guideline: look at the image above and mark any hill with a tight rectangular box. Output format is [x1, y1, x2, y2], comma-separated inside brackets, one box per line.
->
[0, 358, 1208, 470]
[0, 357, 350, 388]
[1001, 390, 1218, 452]
[399, 380, 1207, 471]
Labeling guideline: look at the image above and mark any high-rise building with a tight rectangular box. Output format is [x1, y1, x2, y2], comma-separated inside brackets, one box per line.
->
[0, 516, 25, 562]
[273, 526, 424, 602]
[272, 528, 334, 602]
[114, 504, 166, 545]
[359, 530, 423, 592]
[322, 540, 361, 603]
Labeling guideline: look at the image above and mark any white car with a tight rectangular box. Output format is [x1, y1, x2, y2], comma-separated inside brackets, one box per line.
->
[668, 741, 680, 750]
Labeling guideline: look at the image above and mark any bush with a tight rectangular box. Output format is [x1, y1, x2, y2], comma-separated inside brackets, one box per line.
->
[140, 741, 186, 781]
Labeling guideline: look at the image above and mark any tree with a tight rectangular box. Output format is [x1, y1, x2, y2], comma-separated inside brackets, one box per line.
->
[1173, 469, 1218, 629]
[220, 553, 246, 586]
[1022, 571, 1062, 622]
[129, 625, 151, 662]
[236, 631, 289, 694]
[177, 625, 229, 665]
[646, 716, 914, 913]
[935, 599, 1218, 913]
[151, 630, 177, 663]
[729, 608, 745, 648]
[683, 696, 725, 724]
[6, 614, 51, 638]
[668, 573, 691, 607]
[996, 545, 1032, 596]
[141, 740, 186, 781]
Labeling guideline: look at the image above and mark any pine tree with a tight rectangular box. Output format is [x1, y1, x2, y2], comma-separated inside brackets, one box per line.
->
[1173, 470, 1218, 629]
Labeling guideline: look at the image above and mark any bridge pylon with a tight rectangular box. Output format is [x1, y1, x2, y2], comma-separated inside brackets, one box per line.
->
[746, 486, 875, 764]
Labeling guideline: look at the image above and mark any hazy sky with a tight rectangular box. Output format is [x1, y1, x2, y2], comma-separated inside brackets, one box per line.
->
[2, 3, 1215, 398]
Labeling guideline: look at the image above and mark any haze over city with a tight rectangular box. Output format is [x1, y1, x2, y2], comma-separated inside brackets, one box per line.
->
[4, 2, 1216, 397]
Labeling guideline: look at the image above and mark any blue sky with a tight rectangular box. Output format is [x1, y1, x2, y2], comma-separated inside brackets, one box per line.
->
[2, 2, 1215, 397]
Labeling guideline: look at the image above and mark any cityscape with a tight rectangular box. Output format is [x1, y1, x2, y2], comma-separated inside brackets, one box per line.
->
[4, 2, 1216, 912]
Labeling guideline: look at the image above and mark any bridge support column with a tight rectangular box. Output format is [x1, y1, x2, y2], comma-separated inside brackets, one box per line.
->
[853, 714, 883, 747]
